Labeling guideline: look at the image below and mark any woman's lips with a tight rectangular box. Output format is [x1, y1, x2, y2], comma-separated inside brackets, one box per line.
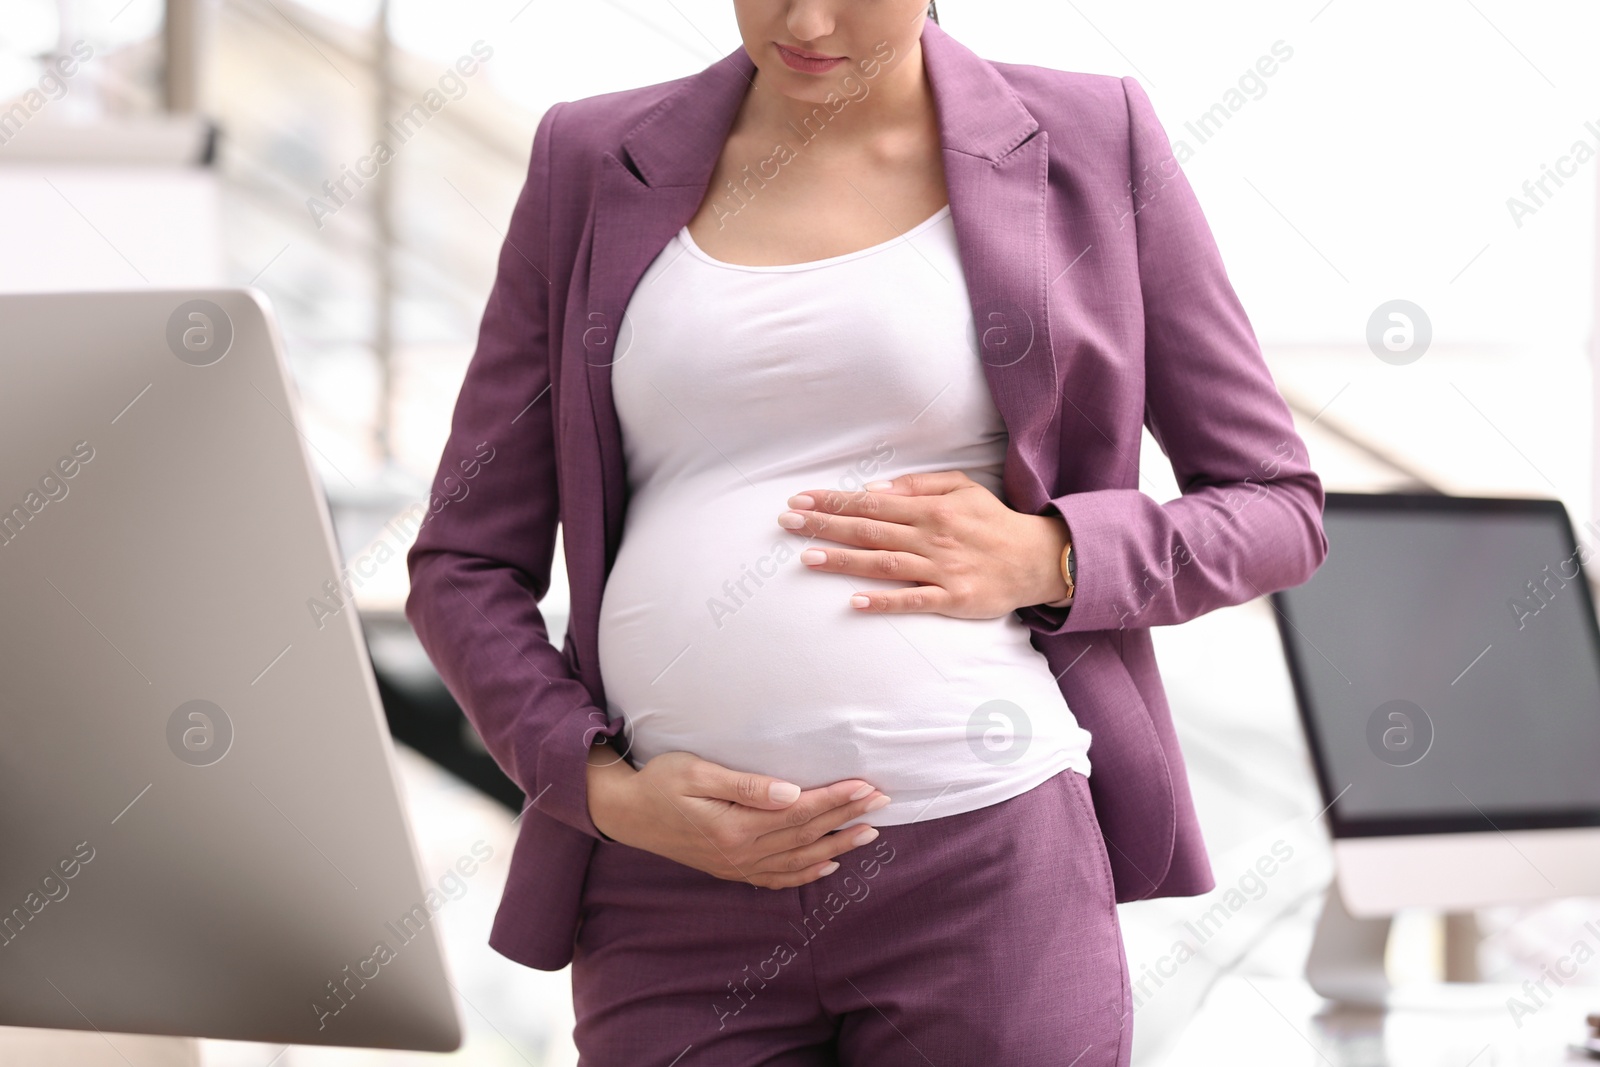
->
[775, 42, 847, 74]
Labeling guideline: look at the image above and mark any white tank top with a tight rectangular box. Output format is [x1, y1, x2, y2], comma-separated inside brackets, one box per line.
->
[596, 204, 1092, 827]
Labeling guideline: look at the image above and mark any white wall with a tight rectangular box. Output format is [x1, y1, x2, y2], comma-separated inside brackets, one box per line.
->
[0, 165, 222, 292]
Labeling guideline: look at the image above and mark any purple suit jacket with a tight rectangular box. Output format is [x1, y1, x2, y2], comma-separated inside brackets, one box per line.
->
[406, 20, 1327, 972]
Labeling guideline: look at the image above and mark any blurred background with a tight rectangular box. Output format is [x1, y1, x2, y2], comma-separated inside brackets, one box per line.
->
[1, 0, 1597, 1063]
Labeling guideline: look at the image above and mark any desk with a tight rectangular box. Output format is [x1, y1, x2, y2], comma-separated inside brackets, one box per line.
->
[1158, 976, 1596, 1065]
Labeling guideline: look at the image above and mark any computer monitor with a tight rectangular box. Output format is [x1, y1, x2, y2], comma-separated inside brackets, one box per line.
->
[0, 290, 462, 1050]
[1273, 492, 1600, 920]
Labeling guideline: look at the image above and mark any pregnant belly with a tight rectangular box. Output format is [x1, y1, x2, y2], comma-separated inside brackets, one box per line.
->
[595, 483, 1086, 808]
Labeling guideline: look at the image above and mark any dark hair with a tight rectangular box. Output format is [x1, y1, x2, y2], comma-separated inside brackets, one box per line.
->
[927, 1, 940, 23]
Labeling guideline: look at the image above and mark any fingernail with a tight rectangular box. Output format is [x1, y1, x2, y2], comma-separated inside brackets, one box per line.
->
[769, 781, 801, 804]
[865, 795, 891, 812]
[788, 494, 815, 509]
[850, 594, 871, 609]
[849, 783, 874, 801]
[818, 861, 840, 876]
[802, 549, 827, 565]
[778, 511, 806, 530]
[864, 481, 892, 491]
[853, 826, 880, 845]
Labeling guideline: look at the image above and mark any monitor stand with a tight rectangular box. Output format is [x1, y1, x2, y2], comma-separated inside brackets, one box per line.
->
[1307, 882, 1483, 1005]
[1306, 883, 1392, 1005]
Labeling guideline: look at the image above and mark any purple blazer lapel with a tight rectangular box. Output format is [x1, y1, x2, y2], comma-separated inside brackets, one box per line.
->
[921, 22, 1060, 512]
[578, 20, 1059, 570]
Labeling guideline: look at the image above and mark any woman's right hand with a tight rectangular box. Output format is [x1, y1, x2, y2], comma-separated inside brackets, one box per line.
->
[585, 746, 890, 889]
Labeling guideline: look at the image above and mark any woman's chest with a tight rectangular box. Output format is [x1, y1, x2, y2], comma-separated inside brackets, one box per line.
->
[611, 211, 1004, 487]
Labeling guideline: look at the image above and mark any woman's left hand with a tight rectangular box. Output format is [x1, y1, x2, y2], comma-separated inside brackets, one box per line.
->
[776, 470, 1071, 618]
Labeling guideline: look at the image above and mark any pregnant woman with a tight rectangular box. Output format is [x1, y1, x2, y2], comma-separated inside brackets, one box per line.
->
[406, 3, 1327, 1064]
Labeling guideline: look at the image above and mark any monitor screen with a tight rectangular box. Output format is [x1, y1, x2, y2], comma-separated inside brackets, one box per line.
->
[1274, 494, 1600, 837]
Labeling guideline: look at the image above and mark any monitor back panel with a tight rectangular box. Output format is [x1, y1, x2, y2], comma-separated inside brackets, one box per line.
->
[0, 291, 459, 1050]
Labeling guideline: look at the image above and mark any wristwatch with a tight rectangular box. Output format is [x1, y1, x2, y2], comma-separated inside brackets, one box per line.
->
[1045, 539, 1075, 609]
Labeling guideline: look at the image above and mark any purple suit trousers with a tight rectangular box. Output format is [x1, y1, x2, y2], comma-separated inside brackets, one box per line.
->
[572, 769, 1131, 1066]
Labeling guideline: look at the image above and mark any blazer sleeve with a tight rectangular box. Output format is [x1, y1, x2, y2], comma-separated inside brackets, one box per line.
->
[405, 101, 619, 840]
[1020, 76, 1327, 636]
